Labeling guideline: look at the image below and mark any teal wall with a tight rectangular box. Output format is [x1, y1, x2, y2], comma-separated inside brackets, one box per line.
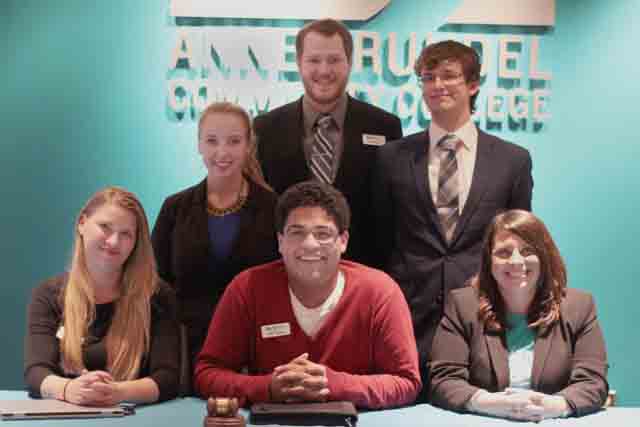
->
[545, 0, 640, 406]
[2, 0, 639, 405]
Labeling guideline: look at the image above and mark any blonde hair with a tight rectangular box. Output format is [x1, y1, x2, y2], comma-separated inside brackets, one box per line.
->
[61, 187, 157, 381]
[198, 102, 272, 192]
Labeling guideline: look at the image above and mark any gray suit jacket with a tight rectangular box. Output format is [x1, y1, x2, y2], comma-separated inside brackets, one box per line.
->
[429, 287, 609, 416]
[373, 129, 533, 364]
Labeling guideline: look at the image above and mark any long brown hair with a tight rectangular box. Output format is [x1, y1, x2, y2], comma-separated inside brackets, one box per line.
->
[198, 101, 272, 192]
[472, 210, 567, 333]
[61, 187, 157, 380]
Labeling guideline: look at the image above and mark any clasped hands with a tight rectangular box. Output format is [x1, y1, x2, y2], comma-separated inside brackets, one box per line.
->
[64, 370, 122, 406]
[473, 388, 569, 422]
[269, 353, 330, 403]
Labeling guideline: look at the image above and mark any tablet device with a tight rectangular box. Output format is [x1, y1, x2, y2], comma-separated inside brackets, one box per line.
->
[250, 401, 358, 426]
[0, 399, 128, 420]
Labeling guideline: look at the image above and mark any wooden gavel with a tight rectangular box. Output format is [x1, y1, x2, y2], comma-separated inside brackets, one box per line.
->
[204, 397, 246, 427]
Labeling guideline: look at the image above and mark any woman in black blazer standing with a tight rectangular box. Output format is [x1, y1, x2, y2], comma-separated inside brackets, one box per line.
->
[152, 102, 279, 364]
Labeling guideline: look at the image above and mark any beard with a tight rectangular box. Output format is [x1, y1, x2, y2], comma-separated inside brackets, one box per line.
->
[302, 77, 349, 109]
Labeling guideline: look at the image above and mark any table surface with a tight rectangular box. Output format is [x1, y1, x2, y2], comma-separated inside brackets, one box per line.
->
[1, 391, 637, 426]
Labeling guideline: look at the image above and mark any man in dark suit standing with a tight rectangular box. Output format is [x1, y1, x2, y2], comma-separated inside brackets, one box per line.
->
[255, 19, 402, 266]
[373, 40, 533, 399]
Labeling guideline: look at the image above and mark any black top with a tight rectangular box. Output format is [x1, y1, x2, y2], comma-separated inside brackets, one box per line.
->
[151, 178, 279, 361]
[24, 274, 180, 402]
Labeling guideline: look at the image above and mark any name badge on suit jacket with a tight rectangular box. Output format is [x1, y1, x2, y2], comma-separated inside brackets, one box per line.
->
[362, 134, 386, 146]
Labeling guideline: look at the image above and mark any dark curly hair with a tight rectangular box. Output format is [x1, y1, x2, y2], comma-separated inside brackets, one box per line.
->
[275, 181, 350, 234]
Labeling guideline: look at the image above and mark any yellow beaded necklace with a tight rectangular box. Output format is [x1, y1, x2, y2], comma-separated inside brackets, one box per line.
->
[206, 179, 247, 216]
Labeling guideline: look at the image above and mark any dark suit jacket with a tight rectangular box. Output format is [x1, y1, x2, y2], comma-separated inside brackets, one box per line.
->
[254, 95, 402, 266]
[429, 287, 609, 416]
[151, 179, 279, 360]
[373, 129, 533, 364]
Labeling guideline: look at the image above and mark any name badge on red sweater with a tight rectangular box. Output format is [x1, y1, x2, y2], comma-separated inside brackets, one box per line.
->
[261, 322, 291, 339]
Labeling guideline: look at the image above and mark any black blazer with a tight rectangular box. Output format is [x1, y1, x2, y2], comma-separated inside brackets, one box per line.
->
[254, 95, 402, 266]
[151, 179, 278, 360]
[429, 287, 608, 416]
[373, 129, 533, 363]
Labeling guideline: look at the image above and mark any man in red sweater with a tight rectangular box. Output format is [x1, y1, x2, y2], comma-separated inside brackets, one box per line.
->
[194, 181, 421, 408]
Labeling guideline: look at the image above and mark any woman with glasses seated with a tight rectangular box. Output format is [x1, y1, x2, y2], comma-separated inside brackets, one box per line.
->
[429, 210, 608, 421]
[152, 102, 278, 365]
[24, 187, 180, 405]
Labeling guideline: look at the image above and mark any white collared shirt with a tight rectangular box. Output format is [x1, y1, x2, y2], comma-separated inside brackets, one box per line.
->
[427, 120, 479, 213]
[289, 270, 345, 338]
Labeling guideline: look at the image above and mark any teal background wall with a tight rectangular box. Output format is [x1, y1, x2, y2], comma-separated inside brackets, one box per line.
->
[2, 0, 639, 405]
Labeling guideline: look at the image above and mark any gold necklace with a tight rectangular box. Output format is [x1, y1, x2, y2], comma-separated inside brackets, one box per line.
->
[207, 180, 247, 217]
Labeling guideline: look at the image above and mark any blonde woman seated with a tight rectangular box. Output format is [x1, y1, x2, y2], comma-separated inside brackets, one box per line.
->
[25, 187, 180, 405]
[429, 210, 608, 421]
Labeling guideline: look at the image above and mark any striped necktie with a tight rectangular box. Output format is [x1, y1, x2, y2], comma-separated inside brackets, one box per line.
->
[310, 114, 335, 184]
[436, 134, 460, 242]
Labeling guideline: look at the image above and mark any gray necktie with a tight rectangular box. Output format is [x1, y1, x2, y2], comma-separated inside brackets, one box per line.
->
[436, 134, 460, 242]
[310, 114, 335, 184]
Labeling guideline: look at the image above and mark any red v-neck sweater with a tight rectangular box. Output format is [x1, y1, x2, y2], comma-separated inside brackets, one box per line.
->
[194, 260, 421, 408]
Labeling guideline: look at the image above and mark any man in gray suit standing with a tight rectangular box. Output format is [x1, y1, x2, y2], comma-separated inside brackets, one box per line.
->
[373, 40, 533, 401]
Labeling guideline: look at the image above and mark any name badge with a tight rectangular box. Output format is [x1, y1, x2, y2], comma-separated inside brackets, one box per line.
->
[261, 322, 291, 339]
[362, 134, 386, 146]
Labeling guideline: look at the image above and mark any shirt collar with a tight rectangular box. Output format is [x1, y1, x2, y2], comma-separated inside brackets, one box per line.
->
[302, 92, 348, 133]
[289, 270, 345, 313]
[428, 119, 478, 152]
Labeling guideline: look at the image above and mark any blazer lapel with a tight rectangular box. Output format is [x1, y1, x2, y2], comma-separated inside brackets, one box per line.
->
[451, 129, 493, 244]
[485, 332, 510, 390]
[334, 97, 361, 188]
[190, 179, 214, 269]
[413, 131, 448, 244]
[531, 328, 554, 389]
[274, 98, 310, 187]
[226, 182, 264, 265]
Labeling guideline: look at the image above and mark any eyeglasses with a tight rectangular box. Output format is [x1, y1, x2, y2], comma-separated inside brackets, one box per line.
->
[492, 247, 537, 261]
[418, 72, 465, 86]
[283, 226, 339, 245]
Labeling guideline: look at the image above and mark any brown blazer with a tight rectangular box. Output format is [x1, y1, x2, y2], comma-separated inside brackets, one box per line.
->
[429, 287, 608, 416]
